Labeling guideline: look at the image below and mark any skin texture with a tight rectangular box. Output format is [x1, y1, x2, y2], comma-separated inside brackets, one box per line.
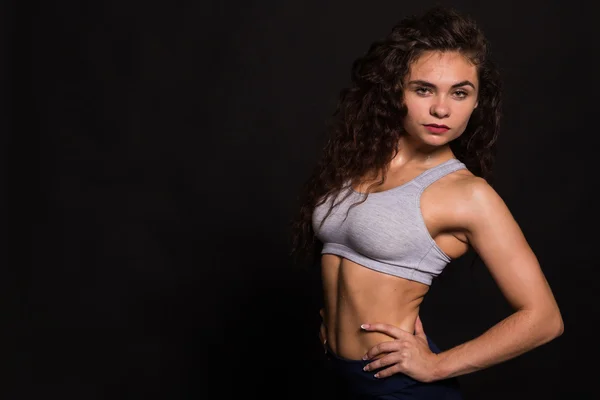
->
[319, 50, 563, 382]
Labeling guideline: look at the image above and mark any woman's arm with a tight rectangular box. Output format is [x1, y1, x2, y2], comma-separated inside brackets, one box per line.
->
[319, 308, 327, 353]
[361, 177, 563, 381]
[430, 177, 563, 379]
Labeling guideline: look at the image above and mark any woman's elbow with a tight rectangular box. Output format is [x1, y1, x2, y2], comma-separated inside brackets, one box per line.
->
[541, 307, 564, 342]
[552, 310, 564, 338]
[528, 304, 564, 345]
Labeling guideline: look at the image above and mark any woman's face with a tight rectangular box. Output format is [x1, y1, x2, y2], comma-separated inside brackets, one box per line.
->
[402, 50, 479, 147]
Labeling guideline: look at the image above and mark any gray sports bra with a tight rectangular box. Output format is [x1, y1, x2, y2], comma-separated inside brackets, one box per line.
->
[311, 158, 467, 285]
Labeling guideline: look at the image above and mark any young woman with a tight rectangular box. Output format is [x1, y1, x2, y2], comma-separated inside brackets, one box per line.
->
[291, 5, 563, 399]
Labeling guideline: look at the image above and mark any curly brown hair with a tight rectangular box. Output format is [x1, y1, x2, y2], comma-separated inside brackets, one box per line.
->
[290, 5, 503, 262]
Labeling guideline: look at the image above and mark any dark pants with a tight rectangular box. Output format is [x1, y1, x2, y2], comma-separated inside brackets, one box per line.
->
[325, 336, 464, 399]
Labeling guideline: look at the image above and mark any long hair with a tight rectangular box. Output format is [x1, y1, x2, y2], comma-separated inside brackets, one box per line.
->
[290, 6, 503, 263]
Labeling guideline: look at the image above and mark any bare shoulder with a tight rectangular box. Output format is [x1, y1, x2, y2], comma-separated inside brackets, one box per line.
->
[446, 171, 498, 201]
[440, 170, 513, 231]
[428, 167, 489, 201]
[426, 168, 511, 228]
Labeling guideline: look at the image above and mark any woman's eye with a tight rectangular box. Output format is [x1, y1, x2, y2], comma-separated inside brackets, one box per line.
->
[415, 87, 430, 95]
[454, 90, 468, 98]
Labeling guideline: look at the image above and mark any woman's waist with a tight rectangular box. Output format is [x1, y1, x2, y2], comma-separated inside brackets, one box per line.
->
[325, 309, 419, 360]
[322, 257, 428, 359]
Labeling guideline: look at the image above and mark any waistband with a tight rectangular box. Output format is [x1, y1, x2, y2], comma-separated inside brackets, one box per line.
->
[325, 336, 461, 397]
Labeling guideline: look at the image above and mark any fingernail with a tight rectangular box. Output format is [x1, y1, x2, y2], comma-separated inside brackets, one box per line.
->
[374, 373, 379, 378]
[361, 324, 369, 329]
[362, 354, 368, 360]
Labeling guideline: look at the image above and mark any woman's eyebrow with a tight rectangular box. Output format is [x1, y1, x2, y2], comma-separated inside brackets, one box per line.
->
[407, 79, 476, 89]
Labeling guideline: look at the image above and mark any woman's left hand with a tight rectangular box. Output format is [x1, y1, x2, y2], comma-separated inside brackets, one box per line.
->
[361, 316, 439, 382]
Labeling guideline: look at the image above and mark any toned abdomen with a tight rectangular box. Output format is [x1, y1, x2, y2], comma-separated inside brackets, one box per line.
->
[321, 254, 429, 360]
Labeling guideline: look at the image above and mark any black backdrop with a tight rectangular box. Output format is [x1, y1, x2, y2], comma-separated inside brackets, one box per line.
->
[9, 0, 599, 399]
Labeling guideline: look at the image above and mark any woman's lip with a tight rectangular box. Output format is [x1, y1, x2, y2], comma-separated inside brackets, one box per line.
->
[424, 125, 450, 134]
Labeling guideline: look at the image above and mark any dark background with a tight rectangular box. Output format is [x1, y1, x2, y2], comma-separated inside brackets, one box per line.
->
[8, 0, 598, 399]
